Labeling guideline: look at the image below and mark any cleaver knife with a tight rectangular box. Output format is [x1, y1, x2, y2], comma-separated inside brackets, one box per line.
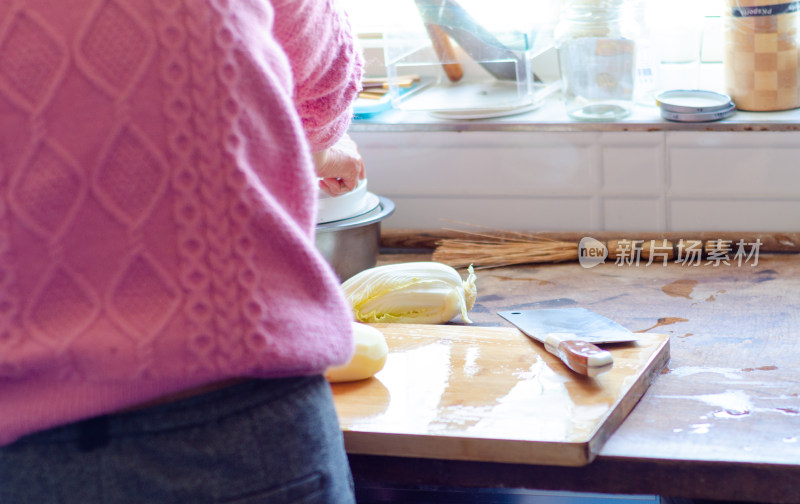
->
[497, 308, 638, 378]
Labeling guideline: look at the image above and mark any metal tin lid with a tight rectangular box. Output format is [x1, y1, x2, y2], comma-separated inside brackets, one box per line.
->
[660, 102, 736, 123]
[656, 89, 733, 114]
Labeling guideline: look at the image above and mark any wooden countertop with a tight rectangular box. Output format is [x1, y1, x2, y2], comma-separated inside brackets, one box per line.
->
[347, 251, 800, 503]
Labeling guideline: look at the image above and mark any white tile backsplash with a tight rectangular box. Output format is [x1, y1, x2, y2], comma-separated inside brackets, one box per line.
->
[360, 132, 600, 197]
[669, 198, 800, 231]
[362, 146, 598, 196]
[383, 196, 597, 231]
[669, 149, 800, 197]
[601, 136, 665, 195]
[350, 130, 800, 232]
[603, 198, 666, 231]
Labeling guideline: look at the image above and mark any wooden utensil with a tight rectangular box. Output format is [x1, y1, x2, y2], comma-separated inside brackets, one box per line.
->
[414, 0, 523, 81]
[423, 22, 464, 82]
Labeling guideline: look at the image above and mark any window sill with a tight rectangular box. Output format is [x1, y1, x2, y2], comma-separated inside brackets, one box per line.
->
[350, 93, 800, 133]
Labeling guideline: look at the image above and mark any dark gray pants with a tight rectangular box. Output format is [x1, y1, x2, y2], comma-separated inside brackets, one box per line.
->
[0, 376, 355, 504]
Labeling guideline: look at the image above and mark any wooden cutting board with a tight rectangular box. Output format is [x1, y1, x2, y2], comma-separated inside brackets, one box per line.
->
[331, 323, 670, 467]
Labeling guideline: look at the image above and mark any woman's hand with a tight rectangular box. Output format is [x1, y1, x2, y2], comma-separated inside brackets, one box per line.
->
[313, 134, 366, 196]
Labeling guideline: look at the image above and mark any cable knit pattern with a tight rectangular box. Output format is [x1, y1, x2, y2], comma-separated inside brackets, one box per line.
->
[0, 0, 362, 446]
[271, 0, 362, 152]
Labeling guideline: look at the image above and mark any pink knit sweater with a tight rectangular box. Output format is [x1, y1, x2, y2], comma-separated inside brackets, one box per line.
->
[0, 0, 362, 445]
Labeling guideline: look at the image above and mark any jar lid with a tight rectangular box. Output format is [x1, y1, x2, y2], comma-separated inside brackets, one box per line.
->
[660, 101, 736, 123]
[656, 89, 733, 114]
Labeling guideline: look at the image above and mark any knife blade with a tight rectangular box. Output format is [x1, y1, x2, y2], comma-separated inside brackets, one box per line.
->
[497, 308, 638, 378]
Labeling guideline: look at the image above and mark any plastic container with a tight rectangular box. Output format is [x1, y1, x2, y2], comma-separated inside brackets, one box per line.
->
[555, 0, 638, 121]
[383, 0, 556, 117]
[724, 0, 800, 111]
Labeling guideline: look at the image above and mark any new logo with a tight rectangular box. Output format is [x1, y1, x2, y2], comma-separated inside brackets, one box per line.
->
[578, 237, 607, 268]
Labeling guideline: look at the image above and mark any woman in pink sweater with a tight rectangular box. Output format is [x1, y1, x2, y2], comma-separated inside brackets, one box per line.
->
[0, 0, 363, 502]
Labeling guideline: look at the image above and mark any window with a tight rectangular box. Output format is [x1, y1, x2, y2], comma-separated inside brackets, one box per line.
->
[342, 0, 726, 92]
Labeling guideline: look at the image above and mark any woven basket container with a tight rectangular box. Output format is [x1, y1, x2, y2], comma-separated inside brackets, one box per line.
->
[724, 0, 800, 111]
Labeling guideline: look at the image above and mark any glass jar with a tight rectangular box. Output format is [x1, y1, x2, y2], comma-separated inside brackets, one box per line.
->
[555, 0, 638, 120]
[629, 0, 660, 106]
[724, 0, 800, 111]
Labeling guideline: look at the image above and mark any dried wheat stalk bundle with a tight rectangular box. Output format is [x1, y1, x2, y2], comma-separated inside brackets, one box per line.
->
[432, 229, 579, 269]
[426, 222, 796, 269]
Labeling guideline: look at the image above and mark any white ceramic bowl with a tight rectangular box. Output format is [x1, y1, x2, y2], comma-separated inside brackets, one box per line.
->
[317, 179, 380, 224]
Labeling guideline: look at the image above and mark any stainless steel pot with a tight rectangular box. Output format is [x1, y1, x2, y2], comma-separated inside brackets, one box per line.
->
[315, 196, 395, 281]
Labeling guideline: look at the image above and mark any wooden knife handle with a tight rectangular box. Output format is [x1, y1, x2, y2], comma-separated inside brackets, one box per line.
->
[544, 333, 613, 378]
[423, 23, 464, 82]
